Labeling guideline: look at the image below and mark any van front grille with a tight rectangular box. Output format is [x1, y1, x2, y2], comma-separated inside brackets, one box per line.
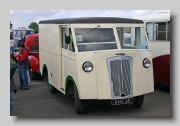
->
[106, 55, 133, 99]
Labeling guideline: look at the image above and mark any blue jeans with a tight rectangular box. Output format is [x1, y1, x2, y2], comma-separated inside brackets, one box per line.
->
[10, 91, 15, 116]
[27, 69, 31, 86]
[10, 46, 15, 54]
[18, 67, 29, 89]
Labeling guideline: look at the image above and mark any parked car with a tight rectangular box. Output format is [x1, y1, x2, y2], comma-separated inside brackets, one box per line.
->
[25, 34, 41, 80]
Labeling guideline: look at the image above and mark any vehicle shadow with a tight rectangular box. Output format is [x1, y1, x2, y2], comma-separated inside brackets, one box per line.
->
[154, 84, 170, 93]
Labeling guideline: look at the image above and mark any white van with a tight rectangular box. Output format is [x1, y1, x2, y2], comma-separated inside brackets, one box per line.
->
[39, 17, 154, 114]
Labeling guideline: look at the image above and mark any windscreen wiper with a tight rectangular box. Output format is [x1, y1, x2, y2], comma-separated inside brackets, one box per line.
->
[86, 25, 100, 34]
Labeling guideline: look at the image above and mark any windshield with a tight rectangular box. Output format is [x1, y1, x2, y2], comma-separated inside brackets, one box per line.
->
[116, 27, 149, 49]
[13, 30, 34, 37]
[74, 28, 117, 52]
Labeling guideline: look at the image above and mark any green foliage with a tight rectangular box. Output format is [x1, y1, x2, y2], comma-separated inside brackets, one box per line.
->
[28, 22, 38, 33]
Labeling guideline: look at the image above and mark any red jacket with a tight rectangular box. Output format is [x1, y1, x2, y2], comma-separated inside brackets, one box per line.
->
[17, 48, 29, 68]
[17, 49, 28, 61]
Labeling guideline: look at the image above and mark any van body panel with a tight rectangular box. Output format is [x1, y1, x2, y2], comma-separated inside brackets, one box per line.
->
[39, 17, 154, 101]
[39, 24, 61, 90]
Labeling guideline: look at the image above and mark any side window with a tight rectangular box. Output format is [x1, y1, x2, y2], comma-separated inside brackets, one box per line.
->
[167, 21, 170, 41]
[117, 27, 148, 49]
[62, 27, 68, 49]
[155, 22, 166, 40]
[69, 28, 75, 52]
[146, 21, 170, 41]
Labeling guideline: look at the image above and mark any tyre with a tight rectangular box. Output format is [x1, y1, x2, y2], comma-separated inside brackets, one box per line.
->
[38, 73, 43, 80]
[133, 95, 144, 108]
[154, 82, 162, 89]
[74, 85, 83, 114]
[44, 70, 56, 94]
[30, 69, 37, 80]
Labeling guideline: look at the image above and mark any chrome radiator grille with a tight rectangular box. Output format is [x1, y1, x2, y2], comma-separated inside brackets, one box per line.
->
[106, 55, 133, 99]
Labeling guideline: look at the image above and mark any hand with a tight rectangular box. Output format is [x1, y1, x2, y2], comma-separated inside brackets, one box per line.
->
[14, 52, 19, 57]
[14, 53, 17, 57]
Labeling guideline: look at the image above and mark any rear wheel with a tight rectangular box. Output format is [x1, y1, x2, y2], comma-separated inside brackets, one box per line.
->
[29, 68, 43, 80]
[30, 69, 37, 80]
[44, 70, 56, 94]
[133, 95, 144, 108]
[74, 85, 83, 114]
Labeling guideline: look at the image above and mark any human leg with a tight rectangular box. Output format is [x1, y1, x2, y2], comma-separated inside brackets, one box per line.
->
[10, 47, 12, 54]
[10, 91, 15, 116]
[27, 69, 31, 87]
[18, 67, 23, 88]
[21, 68, 29, 89]
[12, 46, 15, 54]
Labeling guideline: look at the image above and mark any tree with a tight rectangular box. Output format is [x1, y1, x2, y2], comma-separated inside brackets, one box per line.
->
[10, 22, 13, 29]
[28, 22, 38, 33]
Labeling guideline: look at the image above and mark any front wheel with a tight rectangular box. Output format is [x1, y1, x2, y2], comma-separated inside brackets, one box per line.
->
[133, 95, 144, 108]
[74, 86, 83, 114]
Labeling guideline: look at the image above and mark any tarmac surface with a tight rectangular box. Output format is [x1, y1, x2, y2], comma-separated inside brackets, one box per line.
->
[12, 71, 171, 118]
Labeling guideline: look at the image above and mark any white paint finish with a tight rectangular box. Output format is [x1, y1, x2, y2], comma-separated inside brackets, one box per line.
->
[39, 22, 154, 100]
[61, 49, 78, 90]
[61, 49, 69, 89]
[140, 51, 154, 94]
[149, 41, 170, 58]
[76, 52, 98, 99]
[39, 24, 61, 90]
[94, 50, 154, 99]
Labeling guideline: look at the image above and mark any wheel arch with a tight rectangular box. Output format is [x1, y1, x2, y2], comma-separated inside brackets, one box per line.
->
[28, 55, 39, 72]
[65, 75, 78, 95]
[42, 64, 48, 77]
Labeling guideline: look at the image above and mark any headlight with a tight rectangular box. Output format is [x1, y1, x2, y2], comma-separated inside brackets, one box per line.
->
[143, 58, 151, 68]
[82, 61, 93, 72]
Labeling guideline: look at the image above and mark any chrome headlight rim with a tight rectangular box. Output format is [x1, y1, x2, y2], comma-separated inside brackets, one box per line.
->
[82, 61, 93, 72]
[143, 58, 151, 68]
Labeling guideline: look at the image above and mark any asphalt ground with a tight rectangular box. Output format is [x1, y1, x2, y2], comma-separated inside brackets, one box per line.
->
[12, 71, 171, 117]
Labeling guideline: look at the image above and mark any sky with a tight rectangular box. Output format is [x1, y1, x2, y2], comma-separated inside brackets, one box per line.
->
[10, 10, 170, 29]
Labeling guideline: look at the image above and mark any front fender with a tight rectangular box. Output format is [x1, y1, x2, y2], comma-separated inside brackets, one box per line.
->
[28, 55, 39, 72]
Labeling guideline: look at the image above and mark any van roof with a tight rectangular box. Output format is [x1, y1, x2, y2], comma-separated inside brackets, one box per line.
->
[39, 17, 143, 24]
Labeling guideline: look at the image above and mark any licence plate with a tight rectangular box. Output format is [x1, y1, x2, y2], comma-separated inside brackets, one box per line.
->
[111, 98, 134, 105]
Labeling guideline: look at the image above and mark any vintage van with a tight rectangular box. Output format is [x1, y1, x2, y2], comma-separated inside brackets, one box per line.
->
[39, 17, 154, 114]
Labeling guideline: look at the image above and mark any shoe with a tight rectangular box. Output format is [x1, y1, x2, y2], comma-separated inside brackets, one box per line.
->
[19, 86, 23, 89]
[22, 88, 29, 90]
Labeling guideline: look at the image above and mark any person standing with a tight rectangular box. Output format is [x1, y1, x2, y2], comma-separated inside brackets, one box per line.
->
[19, 36, 25, 43]
[18, 36, 31, 87]
[24, 35, 31, 87]
[10, 54, 17, 83]
[14, 42, 29, 90]
[10, 35, 16, 54]
[10, 80, 17, 116]
[10, 54, 17, 116]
